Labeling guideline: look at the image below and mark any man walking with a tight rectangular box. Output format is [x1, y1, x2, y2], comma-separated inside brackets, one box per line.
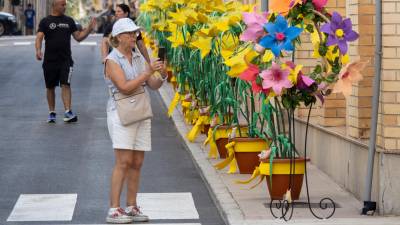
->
[24, 3, 35, 35]
[35, 0, 96, 123]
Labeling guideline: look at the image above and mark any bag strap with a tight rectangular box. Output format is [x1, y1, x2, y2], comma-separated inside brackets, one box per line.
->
[104, 52, 147, 100]
[112, 86, 145, 101]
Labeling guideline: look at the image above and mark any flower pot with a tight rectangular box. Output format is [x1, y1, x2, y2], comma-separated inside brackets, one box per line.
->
[204, 125, 247, 158]
[166, 70, 173, 82]
[210, 125, 248, 159]
[232, 137, 268, 174]
[259, 158, 308, 200]
[216, 138, 229, 158]
[202, 124, 210, 135]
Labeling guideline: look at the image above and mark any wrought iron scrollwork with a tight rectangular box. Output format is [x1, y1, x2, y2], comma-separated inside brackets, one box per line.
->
[269, 104, 336, 221]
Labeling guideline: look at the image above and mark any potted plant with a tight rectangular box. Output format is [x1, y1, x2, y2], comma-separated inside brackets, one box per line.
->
[236, 0, 364, 201]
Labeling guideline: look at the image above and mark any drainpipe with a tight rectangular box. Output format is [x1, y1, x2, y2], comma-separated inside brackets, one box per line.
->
[261, 0, 268, 12]
[362, 0, 382, 215]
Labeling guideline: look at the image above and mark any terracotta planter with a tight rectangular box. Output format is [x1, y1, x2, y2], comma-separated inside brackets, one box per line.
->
[202, 124, 210, 135]
[166, 70, 173, 82]
[211, 125, 248, 159]
[260, 158, 309, 200]
[216, 138, 229, 158]
[232, 137, 268, 174]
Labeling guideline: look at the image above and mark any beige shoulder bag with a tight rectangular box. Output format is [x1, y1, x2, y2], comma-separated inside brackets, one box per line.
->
[112, 86, 153, 126]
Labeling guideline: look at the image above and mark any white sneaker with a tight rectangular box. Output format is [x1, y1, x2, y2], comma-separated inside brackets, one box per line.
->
[126, 206, 149, 222]
[106, 207, 133, 224]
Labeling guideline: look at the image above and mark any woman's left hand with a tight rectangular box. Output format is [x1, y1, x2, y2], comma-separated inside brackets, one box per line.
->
[152, 59, 166, 73]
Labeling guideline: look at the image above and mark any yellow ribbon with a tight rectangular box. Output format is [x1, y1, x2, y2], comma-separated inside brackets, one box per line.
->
[235, 166, 260, 184]
[181, 101, 191, 123]
[235, 166, 266, 189]
[205, 127, 248, 159]
[205, 128, 219, 159]
[167, 92, 181, 117]
[187, 115, 209, 142]
[214, 141, 237, 173]
[190, 109, 200, 125]
[183, 107, 198, 124]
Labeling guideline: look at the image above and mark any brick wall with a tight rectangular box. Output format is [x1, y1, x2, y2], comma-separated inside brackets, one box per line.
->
[294, 0, 347, 127]
[346, 0, 376, 139]
[380, 0, 400, 150]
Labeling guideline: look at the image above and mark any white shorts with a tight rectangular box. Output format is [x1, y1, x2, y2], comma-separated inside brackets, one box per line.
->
[107, 109, 152, 151]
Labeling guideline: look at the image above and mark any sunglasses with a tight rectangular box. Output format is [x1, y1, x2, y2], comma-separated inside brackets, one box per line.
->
[121, 31, 140, 38]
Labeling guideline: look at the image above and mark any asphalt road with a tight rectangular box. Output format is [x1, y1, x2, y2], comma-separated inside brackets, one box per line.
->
[0, 35, 225, 225]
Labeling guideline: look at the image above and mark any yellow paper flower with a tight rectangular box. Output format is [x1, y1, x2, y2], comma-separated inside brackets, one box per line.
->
[224, 46, 258, 77]
[197, 13, 209, 23]
[262, 50, 274, 62]
[191, 36, 213, 58]
[282, 63, 303, 84]
[167, 30, 190, 48]
[170, 0, 185, 4]
[169, 11, 187, 26]
[212, 3, 227, 13]
[211, 19, 230, 33]
[166, 23, 178, 33]
[227, 11, 242, 26]
[221, 49, 234, 62]
[219, 33, 239, 51]
[184, 9, 198, 25]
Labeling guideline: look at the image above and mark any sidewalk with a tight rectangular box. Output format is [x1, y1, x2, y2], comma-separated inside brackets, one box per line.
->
[158, 83, 400, 225]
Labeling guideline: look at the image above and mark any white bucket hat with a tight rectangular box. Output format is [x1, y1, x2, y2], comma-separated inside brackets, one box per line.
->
[111, 18, 141, 37]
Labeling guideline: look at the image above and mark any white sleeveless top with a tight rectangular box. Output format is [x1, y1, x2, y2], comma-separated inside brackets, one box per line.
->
[104, 48, 146, 111]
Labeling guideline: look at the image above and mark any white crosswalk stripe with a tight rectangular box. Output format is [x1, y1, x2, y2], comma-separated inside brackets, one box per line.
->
[138, 192, 199, 220]
[7, 193, 200, 222]
[7, 194, 77, 221]
[79, 41, 97, 46]
[0, 42, 98, 47]
[13, 42, 31, 46]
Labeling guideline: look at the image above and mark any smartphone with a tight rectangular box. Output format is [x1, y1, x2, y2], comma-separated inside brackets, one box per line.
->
[158, 47, 166, 62]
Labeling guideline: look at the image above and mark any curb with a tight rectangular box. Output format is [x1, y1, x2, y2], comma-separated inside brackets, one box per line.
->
[158, 84, 246, 225]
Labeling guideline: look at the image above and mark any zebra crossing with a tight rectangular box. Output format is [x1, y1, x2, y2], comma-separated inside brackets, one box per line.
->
[0, 41, 98, 47]
[7, 193, 202, 224]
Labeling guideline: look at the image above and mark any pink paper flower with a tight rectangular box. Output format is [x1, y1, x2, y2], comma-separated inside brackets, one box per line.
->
[312, 0, 328, 11]
[260, 62, 292, 95]
[239, 64, 263, 93]
[333, 60, 368, 97]
[240, 7, 268, 42]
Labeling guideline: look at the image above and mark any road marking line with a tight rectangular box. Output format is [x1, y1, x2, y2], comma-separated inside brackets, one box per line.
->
[7, 194, 77, 221]
[13, 42, 31, 46]
[137, 193, 199, 220]
[79, 41, 97, 46]
[68, 224, 201, 225]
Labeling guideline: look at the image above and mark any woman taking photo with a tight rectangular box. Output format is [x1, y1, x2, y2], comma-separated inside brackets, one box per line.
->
[104, 18, 167, 224]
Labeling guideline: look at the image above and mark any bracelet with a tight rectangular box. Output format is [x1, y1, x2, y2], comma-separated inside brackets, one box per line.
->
[159, 73, 168, 82]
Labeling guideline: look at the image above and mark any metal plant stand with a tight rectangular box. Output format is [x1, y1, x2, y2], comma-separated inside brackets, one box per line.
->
[269, 104, 336, 221]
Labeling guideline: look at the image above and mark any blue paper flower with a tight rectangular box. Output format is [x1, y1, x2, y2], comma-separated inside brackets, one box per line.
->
[258, 15, 303, 57]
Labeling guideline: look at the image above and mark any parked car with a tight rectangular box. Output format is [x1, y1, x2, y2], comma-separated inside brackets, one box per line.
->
[0, 12, 18, 36]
